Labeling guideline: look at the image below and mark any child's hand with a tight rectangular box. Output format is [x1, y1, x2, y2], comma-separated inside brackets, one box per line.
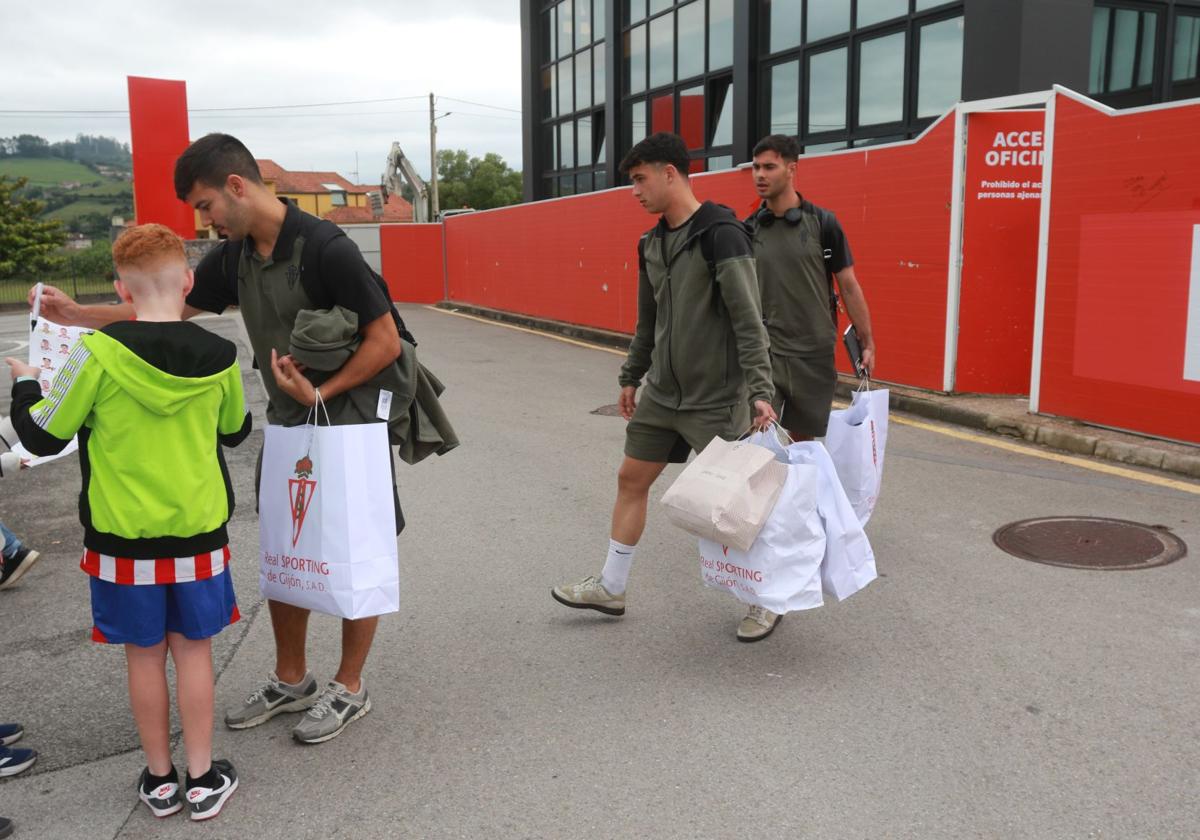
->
[4, 358, 39, 381]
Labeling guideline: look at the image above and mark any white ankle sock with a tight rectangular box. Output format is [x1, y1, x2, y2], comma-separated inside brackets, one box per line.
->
[600, 539, 636, 594]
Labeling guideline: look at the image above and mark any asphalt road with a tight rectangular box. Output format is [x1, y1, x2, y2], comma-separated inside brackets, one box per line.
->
[0, 305, 1196, 839]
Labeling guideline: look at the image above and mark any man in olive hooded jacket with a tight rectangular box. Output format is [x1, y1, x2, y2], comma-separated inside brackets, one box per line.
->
[552, 133, 779, 641]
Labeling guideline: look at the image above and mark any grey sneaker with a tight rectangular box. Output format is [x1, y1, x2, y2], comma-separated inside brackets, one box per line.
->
[292, 680, 371, 744]
[737, 605, 782, 643]
[224, 671, 319, 730]
[551, 574, 626, 616]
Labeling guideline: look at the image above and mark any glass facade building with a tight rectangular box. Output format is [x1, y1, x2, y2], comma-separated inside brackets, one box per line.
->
[521, 0, 1200, 200]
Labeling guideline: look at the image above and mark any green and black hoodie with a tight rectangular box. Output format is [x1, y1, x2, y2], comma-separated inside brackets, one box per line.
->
[619, 200, 774, 410]
[10, 321, 251, 559]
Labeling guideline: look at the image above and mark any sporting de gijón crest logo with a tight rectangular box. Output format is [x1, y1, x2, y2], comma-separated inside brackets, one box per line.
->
[289, 455, 317, 547]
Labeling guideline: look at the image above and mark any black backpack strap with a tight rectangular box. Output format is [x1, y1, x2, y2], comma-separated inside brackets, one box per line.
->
[802, 200, 841, 324]
[299, 219, 418, 347]
[699, 218, 752, 285]
[221, 238, 242, 287]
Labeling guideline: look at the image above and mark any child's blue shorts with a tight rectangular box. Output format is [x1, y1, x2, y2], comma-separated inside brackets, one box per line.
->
[89, 571, 239, 647]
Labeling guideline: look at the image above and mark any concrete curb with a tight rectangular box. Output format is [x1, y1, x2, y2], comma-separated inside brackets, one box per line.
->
[435, 301, 1200, 482]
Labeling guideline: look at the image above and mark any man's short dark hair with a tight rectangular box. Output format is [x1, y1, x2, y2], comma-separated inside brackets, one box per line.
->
[619, 132, 691, 177]
[752, 134, 801, 162]
[173, 133, 263, 200]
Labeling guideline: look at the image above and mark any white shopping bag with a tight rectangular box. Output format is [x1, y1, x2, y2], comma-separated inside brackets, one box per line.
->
[824, 386, 889, 526]
[661, 436, 788, 552]
[258, 403, 399, 619]
[761, 434, 877, 602]
[699, 430, 825, 614]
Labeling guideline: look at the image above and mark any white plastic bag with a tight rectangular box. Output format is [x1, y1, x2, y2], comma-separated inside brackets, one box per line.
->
[760, 434, 877, 602]
[699, 430, 825, 614]
[824, 386, 889, 526]
[661, 436, 788, 552]
[258, 401, 399, 619]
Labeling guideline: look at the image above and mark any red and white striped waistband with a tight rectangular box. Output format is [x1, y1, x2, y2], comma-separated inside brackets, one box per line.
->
[80, 546, 231, 585]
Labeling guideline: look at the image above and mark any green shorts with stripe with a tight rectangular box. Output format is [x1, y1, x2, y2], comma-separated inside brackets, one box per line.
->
[623, 396, 750, 464]
[770, 350, 837, 438]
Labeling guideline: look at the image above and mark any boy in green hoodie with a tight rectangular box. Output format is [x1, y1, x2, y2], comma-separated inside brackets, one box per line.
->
[5, 224, 252, 822]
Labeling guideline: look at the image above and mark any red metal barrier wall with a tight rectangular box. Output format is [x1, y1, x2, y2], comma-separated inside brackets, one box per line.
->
[380, 224, 444, 304]
[957, 111, 1044, 394]
[445, 115, 955, 391]
[127, 77, 194, 238]
[1037, 93, 1200, 443]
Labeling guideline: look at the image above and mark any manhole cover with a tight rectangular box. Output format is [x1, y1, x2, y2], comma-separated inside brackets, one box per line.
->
[591, 404, 623, 417]
[992, 517, 1187, 570]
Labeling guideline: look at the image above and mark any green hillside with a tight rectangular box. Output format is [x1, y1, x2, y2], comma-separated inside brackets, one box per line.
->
[0, 156, 105, 186]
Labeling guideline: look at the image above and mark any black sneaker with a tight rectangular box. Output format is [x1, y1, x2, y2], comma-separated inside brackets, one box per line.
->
[0, 548, 41, 591]
[186, 759, 238, 821]
[0, 815, 13, 839]
[137, 766, 183, 818]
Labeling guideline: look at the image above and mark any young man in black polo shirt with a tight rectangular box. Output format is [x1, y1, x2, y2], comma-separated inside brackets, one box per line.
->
[29, 134, 402, 744]
[551, 132, 780, 642]
[744, 133, 877, 636]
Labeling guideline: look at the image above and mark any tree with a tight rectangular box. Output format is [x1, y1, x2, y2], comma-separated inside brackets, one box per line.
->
[435, 149, 523, 211]
[0, 176, 65, 279]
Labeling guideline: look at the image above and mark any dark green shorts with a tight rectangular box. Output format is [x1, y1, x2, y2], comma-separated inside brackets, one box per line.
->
[770, 350, 837, 438]
[623, 397, 750, 464]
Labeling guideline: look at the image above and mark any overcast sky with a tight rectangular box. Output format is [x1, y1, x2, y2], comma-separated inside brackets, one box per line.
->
[0, 1, 523, 182]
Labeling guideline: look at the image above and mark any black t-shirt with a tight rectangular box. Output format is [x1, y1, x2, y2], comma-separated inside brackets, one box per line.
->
[187, 200, 391, 328]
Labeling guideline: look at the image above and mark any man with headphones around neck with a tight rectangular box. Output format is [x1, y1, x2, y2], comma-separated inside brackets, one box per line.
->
[741, 134, 877, 638]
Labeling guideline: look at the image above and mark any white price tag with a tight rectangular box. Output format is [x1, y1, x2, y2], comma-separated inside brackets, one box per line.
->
[376, 389, 393, 420]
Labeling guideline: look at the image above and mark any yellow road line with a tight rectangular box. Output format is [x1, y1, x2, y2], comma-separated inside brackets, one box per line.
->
[427, 306, 1200, 495]
[427, 305, 626, 355]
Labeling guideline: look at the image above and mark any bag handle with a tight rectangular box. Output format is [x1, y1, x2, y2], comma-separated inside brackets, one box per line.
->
[300, 390, 332, 460]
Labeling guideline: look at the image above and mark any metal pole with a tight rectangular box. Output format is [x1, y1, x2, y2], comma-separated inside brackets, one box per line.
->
[429, 92, 440, 220]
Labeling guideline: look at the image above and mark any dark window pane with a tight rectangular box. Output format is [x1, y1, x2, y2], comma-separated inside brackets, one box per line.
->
[626, 0, 646, 24]
[1089, 8, 1110, 93]
[1138, 13, 1156, 86]
[808, 47, 847, 133]
[708, 155, 733, 170]
[541, 66, 554, 118]
[858, 31, 905, 126]
[595, 43, 607, 104]
[625, 24, 647, 93]
[594, 116, 607, 163]
[1109, 9, 1155, 91]
[595, 169, 608, 189]
[649, 12, 674, 88]
[768, 59, 800, 135]
[560, 174, 576, 195]
[561, 121, 576, 168]
[575, 0, 592, 49]
[677, 1, 705, 80]
[852, 134, 904, 147]
[577, 171, 593, 193]
[558, 0, 573, 58]
[543, 125, 554, 171]
[807, 0, 849, 42]
[1174, 14, 1200, 82]
[651, 92, 674, 133]
[709, 78, 733, 146]
[577, 49, 592, 110]
[857, 0, 906, 29]
[708, 0, 733, 70]
[679, 85, 705, 149]
[546, 177, 558, 198]
[918, 16, 963, 117]
[559, 58, 574, 114]
[577, 115, 593, 164]
[595, 0, 607, 41]
[766, 0, 802, 54]
[649, 0, 671, 14]
[542, 9, 554, 63]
